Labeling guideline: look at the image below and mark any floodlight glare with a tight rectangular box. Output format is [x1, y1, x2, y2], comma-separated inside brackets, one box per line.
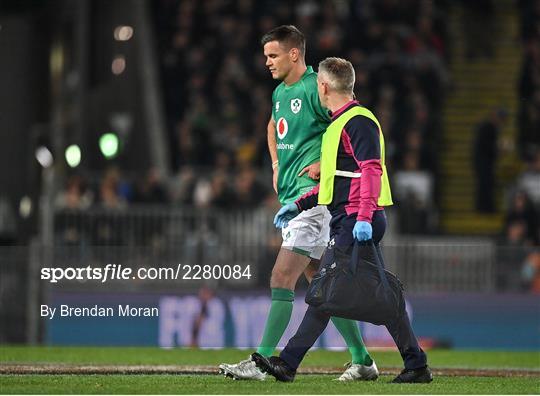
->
[112, 55, 126, 75]
[19, 196, 32, 218]
[114, 25, 134, 41]
[99, 133, 119, 158]
[35, 146, 54, 168]
[65, 144, 81, 168]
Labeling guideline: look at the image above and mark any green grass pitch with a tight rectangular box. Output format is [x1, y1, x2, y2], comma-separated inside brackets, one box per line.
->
[1, 347, 539, 394]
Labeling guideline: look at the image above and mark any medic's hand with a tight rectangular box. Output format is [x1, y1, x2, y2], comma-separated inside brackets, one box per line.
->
[353, 221, 372, 241]
[273, 203, 300, 229]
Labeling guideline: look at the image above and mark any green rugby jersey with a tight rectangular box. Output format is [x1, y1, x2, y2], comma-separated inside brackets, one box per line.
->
[272, 66, 331, 204]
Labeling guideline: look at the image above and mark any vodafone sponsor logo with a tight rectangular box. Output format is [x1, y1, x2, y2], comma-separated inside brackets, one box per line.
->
[276, 117, 288, 140]
[277, 142, 294, 149]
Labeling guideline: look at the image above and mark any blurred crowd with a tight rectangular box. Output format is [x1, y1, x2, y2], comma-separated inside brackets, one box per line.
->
[499, 188, 540, 293]
[515, 0, 540, 222]
[54, 166, 271, 211]
[496, 0, 540, 292]
[151, 0, 450, 211]
[518, 0, 540, 163]
[499, 154, 540, 293]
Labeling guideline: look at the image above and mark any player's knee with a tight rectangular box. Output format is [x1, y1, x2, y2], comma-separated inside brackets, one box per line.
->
[270, 267, 295, 289]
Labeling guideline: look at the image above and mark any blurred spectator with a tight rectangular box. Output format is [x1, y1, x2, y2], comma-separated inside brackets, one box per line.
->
[133, 168, 167, 204]
[472, 109, 508, 213]
[54, 174, 93, 210]
[496, 239, 534, 291]
[193, 177, 213, 208]
[517, 0, 540, 162]
[517, 37, 540, 162]
[515, 150, 540, 206]
[54, 175, 93, 245]
[521, 250, 540, 293]
[208, 170, 235, 209]
[175, 119, 214, 168]
[518, 0, 540, 42]
[393, 162, 436, 234]
[497, 220, 531, 291]
[461, 0, 495, 60]
[503, 190, 539, 246]
[504, 219, 530, 246]
[169, 166, 196, 205]
[233, 167, 267, 209]
[496, 189, 539, 291]
[98, 168, 128, 210]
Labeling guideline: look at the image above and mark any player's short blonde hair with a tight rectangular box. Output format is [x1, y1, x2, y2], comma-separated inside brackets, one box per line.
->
[318, 57, 355, 95]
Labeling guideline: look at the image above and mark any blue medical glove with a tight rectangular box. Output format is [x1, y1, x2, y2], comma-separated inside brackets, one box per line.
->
[353, 221, 372, 241]
[274, 203, 300, 229]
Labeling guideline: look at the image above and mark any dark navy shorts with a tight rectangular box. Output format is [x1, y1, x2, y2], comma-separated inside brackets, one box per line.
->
[329, 209, 387, 248]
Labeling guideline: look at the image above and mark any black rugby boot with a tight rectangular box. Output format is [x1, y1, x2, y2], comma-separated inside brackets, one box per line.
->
[392, 366, 433, 383]
[251, 352, 296, 382]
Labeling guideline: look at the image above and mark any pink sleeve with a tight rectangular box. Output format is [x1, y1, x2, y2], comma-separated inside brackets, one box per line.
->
[356, 159, 382, 222]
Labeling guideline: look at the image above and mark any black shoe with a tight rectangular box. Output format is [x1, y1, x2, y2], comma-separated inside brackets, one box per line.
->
[392, 366, 433, 383]
[251, 352, 296, 382]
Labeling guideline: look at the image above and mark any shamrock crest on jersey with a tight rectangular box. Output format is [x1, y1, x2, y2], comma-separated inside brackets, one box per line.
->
[291, 98, 302, 114]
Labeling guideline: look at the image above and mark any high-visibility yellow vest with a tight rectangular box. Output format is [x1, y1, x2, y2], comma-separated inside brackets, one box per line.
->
[318, 106, 393, 206]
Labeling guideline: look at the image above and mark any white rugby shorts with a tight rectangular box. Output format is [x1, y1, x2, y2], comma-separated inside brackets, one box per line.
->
[281, 205, 331, 260]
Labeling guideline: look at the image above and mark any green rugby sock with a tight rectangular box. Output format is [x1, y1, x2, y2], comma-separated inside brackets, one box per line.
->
[257, 288, 294, 357]
[331, 316, 372, 365]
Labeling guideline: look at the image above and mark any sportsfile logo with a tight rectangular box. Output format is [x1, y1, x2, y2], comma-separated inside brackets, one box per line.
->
[40, 264, 175, 283]
[40, 264, 252, 283]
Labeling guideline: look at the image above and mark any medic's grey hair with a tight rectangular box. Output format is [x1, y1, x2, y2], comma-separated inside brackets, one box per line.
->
[318, 57, 355, 95]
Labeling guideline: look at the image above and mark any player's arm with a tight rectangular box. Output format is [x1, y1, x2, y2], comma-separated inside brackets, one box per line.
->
[268, 116, 279, 193]
[295, 184, 319, 212]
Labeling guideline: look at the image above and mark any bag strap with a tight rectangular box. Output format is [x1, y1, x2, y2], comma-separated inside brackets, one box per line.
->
[371, 241, 390, 291]
[351, 240, 391, 291]
[350, 242, 360, 275]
